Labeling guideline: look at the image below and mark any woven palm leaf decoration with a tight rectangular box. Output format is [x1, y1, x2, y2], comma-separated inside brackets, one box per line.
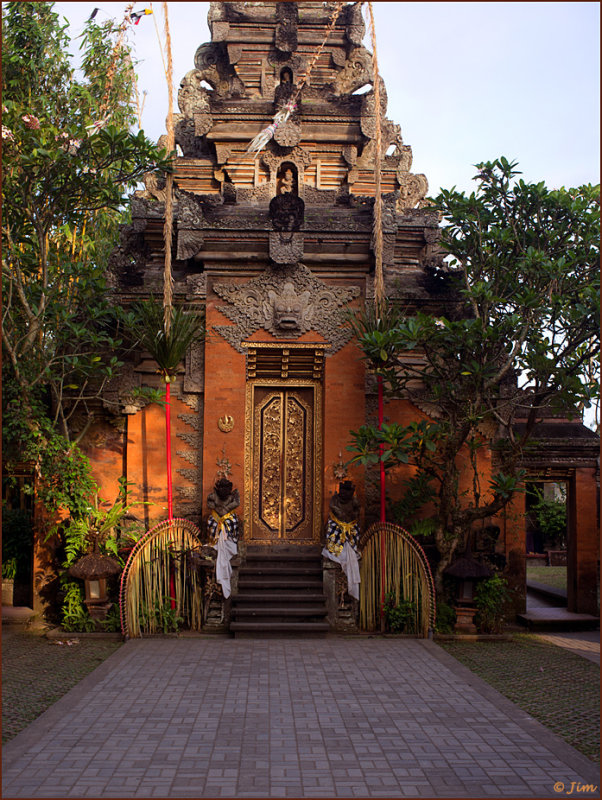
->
[119, 518, 204, 637]
[359, 522, 436, 637]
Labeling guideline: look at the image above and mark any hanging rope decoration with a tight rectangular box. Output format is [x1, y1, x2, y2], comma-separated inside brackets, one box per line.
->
[366, 2, 385, 312]
[161, 0, 175, 334]
[246, 1, 346, 155]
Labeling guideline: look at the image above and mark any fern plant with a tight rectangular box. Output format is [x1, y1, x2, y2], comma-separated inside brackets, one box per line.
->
[61, 582, 96, 632]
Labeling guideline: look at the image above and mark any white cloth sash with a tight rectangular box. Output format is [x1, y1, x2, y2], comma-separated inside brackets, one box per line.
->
[322, 540, 361, 600]
[215, 529, 237, 598]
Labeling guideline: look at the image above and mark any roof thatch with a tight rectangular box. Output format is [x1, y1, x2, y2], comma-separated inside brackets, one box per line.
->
[444, 539, 492, 580]
[68, 554, 121, 580]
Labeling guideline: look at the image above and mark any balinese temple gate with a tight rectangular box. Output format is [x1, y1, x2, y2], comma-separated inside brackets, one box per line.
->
[98, 2, 598, 636]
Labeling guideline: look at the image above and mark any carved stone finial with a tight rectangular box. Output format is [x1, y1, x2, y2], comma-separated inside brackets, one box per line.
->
[275, 2, 298, 53]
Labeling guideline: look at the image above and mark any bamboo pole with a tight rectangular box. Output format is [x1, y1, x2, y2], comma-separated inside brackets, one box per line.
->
[162, 2, 175, 335]
[366, 3, 387, 630]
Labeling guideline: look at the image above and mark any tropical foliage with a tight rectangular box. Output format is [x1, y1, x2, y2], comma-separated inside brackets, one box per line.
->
[2, 3, 169, 530]
[349, 158, 600, 590]
[130, 299, 205, 383]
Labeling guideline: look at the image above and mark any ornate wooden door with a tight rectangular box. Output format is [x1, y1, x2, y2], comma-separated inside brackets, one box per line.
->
[250, 386, 317, 543]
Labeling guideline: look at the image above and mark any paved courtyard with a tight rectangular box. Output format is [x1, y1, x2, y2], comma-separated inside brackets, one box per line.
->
[2, 637, 599, 798]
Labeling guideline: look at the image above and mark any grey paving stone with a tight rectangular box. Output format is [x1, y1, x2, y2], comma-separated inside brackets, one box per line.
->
[3, 638, 600, 798]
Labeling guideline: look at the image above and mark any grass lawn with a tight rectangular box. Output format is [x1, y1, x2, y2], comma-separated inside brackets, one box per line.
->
[438, 633, 599, 762]
[526, 565, 567, 591]
[2, 628, 122, 743]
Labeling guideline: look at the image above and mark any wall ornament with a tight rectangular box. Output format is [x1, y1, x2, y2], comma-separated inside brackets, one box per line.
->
[213, 263, 360, 354]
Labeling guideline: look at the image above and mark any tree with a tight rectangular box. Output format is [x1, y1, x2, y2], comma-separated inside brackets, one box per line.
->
[348, 158, 600, 592]
[1, 3, 169, 523]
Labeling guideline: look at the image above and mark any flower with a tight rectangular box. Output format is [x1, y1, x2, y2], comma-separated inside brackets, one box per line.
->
[2, 125, 15, 141]
[21, 114, 40, 129]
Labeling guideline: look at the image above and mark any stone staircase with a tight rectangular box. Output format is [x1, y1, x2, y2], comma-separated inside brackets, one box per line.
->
[230, 545, 330, 637]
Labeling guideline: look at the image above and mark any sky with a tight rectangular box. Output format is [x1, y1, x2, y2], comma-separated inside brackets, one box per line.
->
[51, 1, 600, 197]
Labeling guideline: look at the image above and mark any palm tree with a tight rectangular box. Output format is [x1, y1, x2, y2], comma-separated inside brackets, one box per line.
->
[132, 299, 204, 521]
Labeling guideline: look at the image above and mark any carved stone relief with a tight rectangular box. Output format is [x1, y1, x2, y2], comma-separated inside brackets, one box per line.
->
[134, 171, 167, 202]
[213, 263, 360, 353]
[269, 191, 304, 231]
[193, 113, 214, 138]
[275, 2, 298, 54]
[107, 223, 149, 289]
[174, 117, 209, 158]
[175, 403, 203, 517]
[344, 2, 366, 46]
[273, 120, 301, 147]
[333, 48, 373, 96]
[184, 338, 205, 393]
[193, 42, 244, 98]
[269, 231, 304, 265]
[396, 173, 429, 210]
[260, 143, 312, 199]
[179, 192, 205, 229]
[178, 70, 212, 116]
[177, 229, 205, 261]
[360, 78, 388, 139]
[186, 272, 207, 300]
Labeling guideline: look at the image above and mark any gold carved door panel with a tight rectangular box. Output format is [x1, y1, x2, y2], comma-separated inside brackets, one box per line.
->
[251, 387, 316, 543]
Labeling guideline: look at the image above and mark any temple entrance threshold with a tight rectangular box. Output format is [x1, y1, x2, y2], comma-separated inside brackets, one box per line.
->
[235, 365, 327, 635]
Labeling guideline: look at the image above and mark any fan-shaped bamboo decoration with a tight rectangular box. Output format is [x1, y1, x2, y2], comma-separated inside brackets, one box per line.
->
[119, 518, 204, 637]
[359, 522, 436, 636]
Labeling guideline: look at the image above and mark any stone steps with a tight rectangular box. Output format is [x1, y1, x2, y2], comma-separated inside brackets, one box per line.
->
[231, 546, 330, 637]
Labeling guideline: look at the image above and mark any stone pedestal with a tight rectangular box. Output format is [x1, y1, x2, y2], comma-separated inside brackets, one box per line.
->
[322, 557, 358, 633]
[454, 605, 477, 634]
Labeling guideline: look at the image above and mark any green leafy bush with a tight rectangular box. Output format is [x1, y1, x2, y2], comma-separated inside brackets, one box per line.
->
[139, 598, 183, 635]
[475, 574, 509, 634]
[531, 487, 567, 548]
[384, 592, 416, 633]
[435, 601, 456, 633]
[99, 603, 122, 633]
[2, 558, 17, 580]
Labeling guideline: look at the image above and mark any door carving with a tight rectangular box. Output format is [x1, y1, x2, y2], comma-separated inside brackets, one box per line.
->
[248, 385, 319, 543]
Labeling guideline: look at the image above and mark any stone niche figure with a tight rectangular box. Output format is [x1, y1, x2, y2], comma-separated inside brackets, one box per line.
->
[322, 480, 361, 600]
[274, 67, 296, 107]
[278, 163, 297, 196]
[206, 478, 240, 598]
[269, 163, 304, 235]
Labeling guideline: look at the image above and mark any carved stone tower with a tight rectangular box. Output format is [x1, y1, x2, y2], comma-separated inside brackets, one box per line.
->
[108, 2, 442, 539]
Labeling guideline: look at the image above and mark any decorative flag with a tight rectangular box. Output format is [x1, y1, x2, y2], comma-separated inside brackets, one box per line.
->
[131, 8, 153, 24]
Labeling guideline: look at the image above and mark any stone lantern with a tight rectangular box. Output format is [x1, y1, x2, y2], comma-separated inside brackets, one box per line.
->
[444, 541, 491, 634]
[68, 551, 121, 622]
